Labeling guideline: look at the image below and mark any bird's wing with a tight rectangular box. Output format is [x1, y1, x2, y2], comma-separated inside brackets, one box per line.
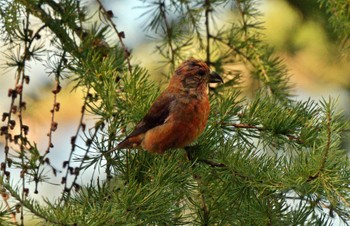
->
[126, 92, 176, 138]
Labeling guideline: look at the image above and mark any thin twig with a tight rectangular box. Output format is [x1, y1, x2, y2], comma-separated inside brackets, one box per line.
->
[184, 3, 204, 49]
[158, 0, 175, 68]
[2, 87, 17, 177]
[319, 107, 332, 172]
[16, 10, 32, 225]
[61, 88, 90, 199]
[45, 50, 66, 155]
[64, 123, 100, 194]
[198, 158, 255, 182]
[96, 0, 133, 75]
[0, 190, 16, 224]
[228, 123, 303, 143]
[204, 0, 211, 65]
[199, 159, 226, 168]
[46, 81, 60, 154]
[185, 149, 210, 225]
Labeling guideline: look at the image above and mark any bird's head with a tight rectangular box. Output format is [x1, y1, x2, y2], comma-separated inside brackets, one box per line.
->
[169, 58, 223, 91]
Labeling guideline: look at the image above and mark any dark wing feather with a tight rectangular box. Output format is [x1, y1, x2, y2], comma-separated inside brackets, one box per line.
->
[126, 93, 175, 138]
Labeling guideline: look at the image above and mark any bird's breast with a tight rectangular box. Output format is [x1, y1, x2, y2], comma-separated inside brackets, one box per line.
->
[171, 94, 210, 143]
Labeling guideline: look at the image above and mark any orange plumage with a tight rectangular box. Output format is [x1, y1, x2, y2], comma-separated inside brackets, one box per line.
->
[117, 58, 223, 154]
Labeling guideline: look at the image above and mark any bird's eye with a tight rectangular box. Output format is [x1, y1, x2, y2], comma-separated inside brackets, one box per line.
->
[198, 70, 205, 76]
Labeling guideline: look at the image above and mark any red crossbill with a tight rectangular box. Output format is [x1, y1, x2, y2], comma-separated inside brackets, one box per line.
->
[116, 58, 223, 154]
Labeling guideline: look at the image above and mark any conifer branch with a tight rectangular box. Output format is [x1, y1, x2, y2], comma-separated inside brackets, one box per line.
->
[235, 0, 287, 97]
[2, 182, 61, 224]
[16, 0, 79, 56]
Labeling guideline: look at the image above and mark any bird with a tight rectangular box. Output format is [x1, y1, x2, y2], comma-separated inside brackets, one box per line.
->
[115, 58, 223, 154]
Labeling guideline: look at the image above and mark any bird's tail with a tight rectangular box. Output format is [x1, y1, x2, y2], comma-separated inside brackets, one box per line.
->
[105, 137, 141, 154]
